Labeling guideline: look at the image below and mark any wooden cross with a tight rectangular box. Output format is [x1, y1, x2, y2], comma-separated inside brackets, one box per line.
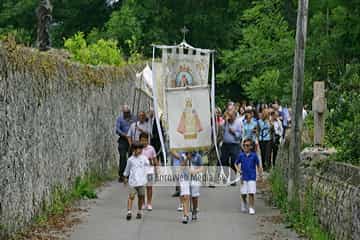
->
[181, 26, 189, 41]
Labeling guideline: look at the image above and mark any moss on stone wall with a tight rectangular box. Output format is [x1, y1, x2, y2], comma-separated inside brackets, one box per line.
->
[0, 36, 141, 88]
[0, 38, 150, 239]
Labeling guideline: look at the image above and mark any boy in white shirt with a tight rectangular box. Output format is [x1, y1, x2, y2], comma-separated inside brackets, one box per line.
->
[123, 142, 150, 220]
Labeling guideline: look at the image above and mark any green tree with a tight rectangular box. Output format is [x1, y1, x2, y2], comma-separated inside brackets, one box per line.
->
[103, 0, 250, 56]
[105, 0, 142, 56]
[0, 0, 38, 45]
[0, 0, 114, 47]
[244, 70, 284, 103]
[51, 0, 114, 47]
[326, 64, 360, 165]
[219, 0, 295, 103]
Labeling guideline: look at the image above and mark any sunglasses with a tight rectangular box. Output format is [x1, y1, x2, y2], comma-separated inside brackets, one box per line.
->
[244, 144, 251, 147]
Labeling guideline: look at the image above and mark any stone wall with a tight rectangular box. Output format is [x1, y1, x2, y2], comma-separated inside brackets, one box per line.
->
[0, 42, 150, 238]
[277, 136, 360, 240]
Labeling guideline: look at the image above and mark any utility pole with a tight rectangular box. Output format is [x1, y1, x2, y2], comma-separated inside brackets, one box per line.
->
[36, 0, 52, 51]
[288, 0, 309, 202]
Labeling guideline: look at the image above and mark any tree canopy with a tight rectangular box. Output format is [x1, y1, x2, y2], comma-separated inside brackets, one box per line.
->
[0, 0, 359, 164]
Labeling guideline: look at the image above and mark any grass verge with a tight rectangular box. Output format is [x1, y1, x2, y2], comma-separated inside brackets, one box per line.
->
[269, 167, 334, 240]
[9, 168, 117, 239]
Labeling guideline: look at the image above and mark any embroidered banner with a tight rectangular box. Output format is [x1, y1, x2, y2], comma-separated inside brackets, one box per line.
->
[166, 87, 211, 151]
[162, 49, 210, 88]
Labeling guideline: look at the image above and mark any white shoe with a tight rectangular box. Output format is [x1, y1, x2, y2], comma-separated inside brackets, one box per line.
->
[249, 207, 255, 215]
[241, 201, 247, 213]
[182, 215, 189, 224]
[147, 204, 153, 211]
[141, 204, 145, 210]
[177, 204, 184, 212]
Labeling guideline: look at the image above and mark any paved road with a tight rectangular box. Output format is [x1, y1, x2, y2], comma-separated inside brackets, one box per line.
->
[69, 182, 302, 240]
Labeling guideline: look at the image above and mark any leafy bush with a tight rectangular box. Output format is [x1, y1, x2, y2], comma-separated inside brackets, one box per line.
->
[71, 176, 97, 199]
[64, 32, 125, 66]
[326, 64, 360, 165]
[0, 27, 32, 45]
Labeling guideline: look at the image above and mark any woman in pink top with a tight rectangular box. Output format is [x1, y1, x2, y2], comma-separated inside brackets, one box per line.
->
[139, 132, 159, 211]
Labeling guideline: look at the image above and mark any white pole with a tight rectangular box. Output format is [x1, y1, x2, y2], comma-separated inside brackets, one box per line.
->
[210, 52, 224, 181]
[152, 47, 167, 167]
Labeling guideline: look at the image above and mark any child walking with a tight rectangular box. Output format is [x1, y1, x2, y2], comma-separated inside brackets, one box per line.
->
[139, 132, 158, 211]
[179, 152, 203, 224]
[123, 142, 150, 220]
[235, 138, 263, 215]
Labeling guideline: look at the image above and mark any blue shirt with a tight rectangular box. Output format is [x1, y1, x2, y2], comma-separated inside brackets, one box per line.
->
[281, 108, 290, 127]
[172, 151, 184, 166]
[180, 152, 203, 180]
[223, 119, 242, 144]
[242, 119, 257, 142]
[258, 119, 271, 141]
[115, 114, 135, 136]
[189, 152, 203, 167]
[235, 152, 259, 181]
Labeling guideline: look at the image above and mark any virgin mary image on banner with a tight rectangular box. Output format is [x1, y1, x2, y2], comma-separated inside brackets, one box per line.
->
[177, 97, 203, 139]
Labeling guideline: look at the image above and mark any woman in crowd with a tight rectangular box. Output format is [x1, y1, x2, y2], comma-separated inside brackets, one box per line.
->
[242, 110, 258, 145]
[270, 111, 283, 167]
[258, 109, 272, 171]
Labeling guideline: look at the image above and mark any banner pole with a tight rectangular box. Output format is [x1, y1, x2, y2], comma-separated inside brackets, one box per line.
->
[211, 53, 221, 164]
[210, 52, 224, 181]
[152, 46, 167, 167]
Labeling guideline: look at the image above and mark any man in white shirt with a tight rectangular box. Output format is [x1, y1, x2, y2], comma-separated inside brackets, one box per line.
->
[127, 111, 151, 146]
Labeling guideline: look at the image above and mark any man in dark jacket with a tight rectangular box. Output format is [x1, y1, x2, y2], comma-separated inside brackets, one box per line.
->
[115, 105, 135, 182]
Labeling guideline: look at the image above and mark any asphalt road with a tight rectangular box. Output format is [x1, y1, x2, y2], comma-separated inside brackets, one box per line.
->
[69, 182, 302, 240]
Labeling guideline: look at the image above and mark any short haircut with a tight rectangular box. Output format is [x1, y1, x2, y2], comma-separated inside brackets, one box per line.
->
[139, 132, 149, 140]
[245, 109, 252, 114]
[131, 142, 144, 151]
[243, 138, 253, 145]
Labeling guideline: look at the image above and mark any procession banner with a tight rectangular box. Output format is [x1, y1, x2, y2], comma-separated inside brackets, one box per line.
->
[166, 86, 211, 151]
[162, 48, 210, 88]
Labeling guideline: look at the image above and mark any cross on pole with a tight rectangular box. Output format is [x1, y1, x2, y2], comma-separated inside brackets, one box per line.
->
[181, 26, 189, 42]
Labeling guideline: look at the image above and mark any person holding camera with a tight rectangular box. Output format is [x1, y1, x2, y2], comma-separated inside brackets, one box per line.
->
[127, 111, 152, 146]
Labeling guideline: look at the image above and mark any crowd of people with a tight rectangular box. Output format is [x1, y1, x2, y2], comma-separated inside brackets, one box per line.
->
[114, 100, 298, 224]
[216, 100, 292, 174]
